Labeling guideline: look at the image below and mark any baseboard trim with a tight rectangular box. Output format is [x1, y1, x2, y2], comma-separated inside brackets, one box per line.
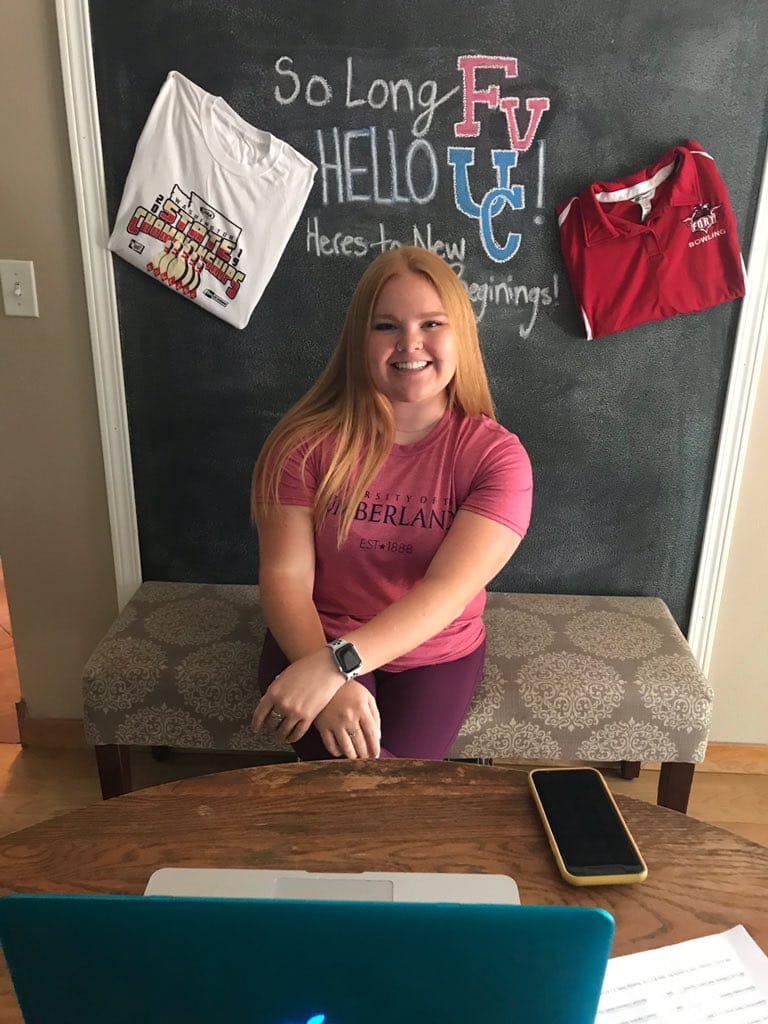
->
[17, 707, 88, 750]
[699, 742, 768, 775]
[478, 743, 768, 776]
[13, 714, 768, 773]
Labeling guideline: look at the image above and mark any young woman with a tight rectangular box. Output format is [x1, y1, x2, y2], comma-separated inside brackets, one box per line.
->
[251, 246, 532, 760]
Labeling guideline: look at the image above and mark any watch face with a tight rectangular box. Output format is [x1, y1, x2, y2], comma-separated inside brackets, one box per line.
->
[336, 642, 362, 674]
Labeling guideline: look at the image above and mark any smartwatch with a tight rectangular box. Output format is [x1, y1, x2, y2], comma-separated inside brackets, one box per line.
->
[327, 638, 363, 681]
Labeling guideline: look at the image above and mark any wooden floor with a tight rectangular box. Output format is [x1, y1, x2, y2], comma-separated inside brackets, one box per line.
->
[0, 744, 766, 845]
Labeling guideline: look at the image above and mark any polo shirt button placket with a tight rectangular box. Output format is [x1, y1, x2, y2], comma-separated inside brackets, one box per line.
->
[645, 229, 664, 260]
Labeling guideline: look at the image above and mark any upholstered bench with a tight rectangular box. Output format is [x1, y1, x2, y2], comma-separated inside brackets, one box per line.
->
[83, 583, 712, 811]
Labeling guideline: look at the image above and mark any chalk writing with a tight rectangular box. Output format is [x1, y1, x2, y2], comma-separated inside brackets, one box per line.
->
[275, 56, 458, 138]
[459, 269, 560, 338]
[447, 148, 525, 262]
[536, 138, 546, 219]
[275, 50, 556, 332]
[303, 213, 557, 339]
[316, 128, 438, 205]
[306, 218, 466, 262]
[345, 57, 461, 138]
[447, 57, 550, 259]
[454, 55, 550, 152]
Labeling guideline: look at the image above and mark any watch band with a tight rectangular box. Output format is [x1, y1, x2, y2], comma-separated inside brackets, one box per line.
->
[327, 638, 363, 680]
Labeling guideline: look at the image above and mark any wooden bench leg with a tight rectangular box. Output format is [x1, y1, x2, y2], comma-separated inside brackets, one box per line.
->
[657, 761, 695, 814]
[94, 744, 132, 800]
[620, 760, 641, 779]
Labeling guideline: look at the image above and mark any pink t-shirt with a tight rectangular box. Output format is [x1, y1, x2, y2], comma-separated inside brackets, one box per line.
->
[277, 406, 533, 670]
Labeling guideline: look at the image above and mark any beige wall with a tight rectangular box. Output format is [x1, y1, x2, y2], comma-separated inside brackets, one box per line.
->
[707, 347, 768, 743]
[0, 1, 117, 718]
[0, 3, 765, 739]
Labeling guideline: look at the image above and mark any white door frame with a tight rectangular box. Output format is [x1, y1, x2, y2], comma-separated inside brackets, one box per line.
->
[55, 0, 768, 672]
[56, 0, 141, 609]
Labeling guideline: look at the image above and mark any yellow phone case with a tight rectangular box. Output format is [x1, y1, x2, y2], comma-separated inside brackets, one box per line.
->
[528, 767, 648, 886]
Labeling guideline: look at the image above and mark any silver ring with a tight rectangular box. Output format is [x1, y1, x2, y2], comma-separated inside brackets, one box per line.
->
[270, 710, 285, 723]
[347, 729, 360, 738]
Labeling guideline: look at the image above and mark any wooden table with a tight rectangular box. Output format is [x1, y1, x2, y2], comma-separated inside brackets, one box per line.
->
[1, 760, 767, 1020]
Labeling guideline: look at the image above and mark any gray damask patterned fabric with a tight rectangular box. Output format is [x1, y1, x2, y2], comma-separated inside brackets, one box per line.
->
[82, 584, 712, 763]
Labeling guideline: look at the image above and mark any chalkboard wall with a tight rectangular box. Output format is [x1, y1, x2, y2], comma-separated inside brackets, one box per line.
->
[89, 0, 768, 628]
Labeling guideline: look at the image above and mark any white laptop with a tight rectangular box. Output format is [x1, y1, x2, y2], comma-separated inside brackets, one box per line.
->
[145, 867, 520, 904]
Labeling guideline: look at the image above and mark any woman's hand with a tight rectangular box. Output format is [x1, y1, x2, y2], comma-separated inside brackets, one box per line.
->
[314, 682, 381, 759]
[251, 647, 345, 743]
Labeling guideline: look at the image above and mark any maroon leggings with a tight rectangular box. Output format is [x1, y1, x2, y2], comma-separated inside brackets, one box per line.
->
[258, 631, 486, 761]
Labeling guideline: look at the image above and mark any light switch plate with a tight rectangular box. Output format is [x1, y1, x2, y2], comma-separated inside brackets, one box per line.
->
[0, 260, 39, 317]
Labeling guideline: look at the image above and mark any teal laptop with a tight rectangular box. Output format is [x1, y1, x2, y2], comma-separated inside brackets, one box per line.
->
[0, 894, 613, 1023]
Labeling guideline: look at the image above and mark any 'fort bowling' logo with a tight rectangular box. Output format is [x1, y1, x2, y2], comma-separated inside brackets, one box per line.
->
[684, 202, 721, 234]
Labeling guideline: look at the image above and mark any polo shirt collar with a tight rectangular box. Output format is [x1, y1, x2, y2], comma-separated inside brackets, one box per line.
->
[579, 141, 704, 246]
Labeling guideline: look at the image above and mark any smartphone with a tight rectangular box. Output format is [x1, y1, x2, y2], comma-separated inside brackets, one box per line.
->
[528, 767, 648, 886]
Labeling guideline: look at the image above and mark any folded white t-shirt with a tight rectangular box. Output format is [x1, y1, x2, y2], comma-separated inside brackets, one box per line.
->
[108, 70, 316, 329]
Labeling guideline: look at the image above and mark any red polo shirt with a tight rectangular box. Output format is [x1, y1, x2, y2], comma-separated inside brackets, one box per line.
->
[557, 140, 746, 339]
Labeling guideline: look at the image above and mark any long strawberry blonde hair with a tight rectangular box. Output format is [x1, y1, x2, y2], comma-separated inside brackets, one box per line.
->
[252, 246, 496, 544]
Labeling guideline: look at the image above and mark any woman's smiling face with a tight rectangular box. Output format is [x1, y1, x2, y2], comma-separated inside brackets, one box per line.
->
[367, 272, 457, 414]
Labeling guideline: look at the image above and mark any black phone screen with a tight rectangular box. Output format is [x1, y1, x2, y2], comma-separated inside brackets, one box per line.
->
[531, 769, 644, 876]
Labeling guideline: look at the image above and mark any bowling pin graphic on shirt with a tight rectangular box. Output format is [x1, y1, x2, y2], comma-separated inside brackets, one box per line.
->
[108, 71, 317, 329]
